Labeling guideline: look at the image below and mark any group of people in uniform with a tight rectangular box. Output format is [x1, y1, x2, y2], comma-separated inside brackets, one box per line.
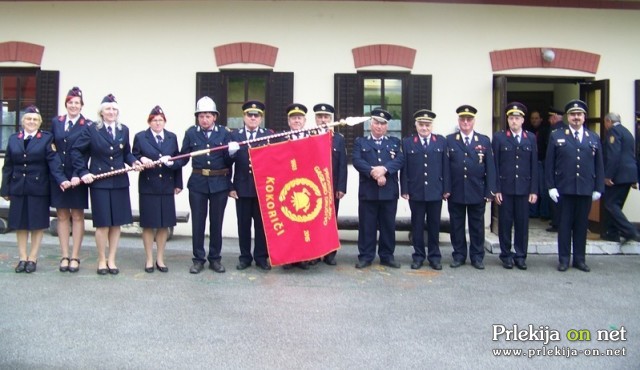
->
[2, 87, 637, 275]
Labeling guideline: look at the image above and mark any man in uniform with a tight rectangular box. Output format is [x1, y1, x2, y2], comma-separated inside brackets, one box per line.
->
[180, 96, 239, 274]
[310, 103, 347, 266]
[601, 112, 639, 244]
[526, 109, 549, 219]
[229, 100, 272, 271]
[492, 102, 538, 270]
[446, 105, 496, 270]
[545, 99, 604, 272]
[282, 103, 312, 270]
[546, 106, 566, 232]
[352, 108, 404, 269]
[400, 109, 449, 270]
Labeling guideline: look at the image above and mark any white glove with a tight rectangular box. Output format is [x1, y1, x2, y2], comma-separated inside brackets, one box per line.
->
[592, 191, 601, 201]
[159, 155, 174, 167]
[548, 188, 560, 203]
[228, 141, 240, 156]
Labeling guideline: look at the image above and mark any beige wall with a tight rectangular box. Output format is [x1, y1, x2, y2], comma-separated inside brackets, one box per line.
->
[1, 1, 639, 237]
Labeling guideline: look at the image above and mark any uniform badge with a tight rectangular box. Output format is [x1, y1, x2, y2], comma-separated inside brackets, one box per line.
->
[390, 150, 396, 159]
[565, 129, 570, 135]
[609, 136, 615, 144]
[456, 134, 460, 140]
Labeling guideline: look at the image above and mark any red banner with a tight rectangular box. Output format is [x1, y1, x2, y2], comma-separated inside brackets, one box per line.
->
[250, 133, 340, 266]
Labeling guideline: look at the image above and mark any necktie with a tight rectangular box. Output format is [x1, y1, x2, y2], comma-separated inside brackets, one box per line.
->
[107, 126, 114, 139]
[574, 131, 580, 143]
[515, 134, 520, 144]
[66, 120, 73, 132]
[156, 134, 163, 146]
[422, 138, 428, 149]
[249, 131, 255, 140]
[464, 137, 470, 146]
[24, 135, 32, 149]
[204, 130, 211, 139]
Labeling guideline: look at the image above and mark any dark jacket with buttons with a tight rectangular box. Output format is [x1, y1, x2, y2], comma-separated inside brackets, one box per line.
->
[1, 130, 67, 197]
[545, 127, 605, 195]
[132, 128, 183, 195]
[604, 123, 638, 185]
[71, 122, 137, 189]
[446, 132, 496, 204]
[51, 114, 92, 179]
[352, 136, 404, 200]
[179, 125, 233, 194]
[492, 130, 538, 196]
[230, 126, 273, 197]
[400, 134, 450, 201]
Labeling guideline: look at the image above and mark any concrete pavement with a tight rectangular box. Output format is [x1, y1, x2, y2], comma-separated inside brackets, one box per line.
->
[1, 231, 638, 369]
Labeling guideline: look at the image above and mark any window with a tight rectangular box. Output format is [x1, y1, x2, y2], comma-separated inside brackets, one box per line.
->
[196, 71, 293, 134]
[0, 68, 58, 153]
[334, 72, 432, 158]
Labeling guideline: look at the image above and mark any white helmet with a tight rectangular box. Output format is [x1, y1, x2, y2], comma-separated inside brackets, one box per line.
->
[195, 96, 219, 116]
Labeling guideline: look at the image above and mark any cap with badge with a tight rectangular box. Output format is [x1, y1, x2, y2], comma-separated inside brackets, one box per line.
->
[148, 105, 166, 122]
[456, 105, 477, 117]
[413, 109, 436, 122]
[65, 86, 84, 105]
[313, 103, 335, 115]
[565, 99, 588, 114]
[24, 105, 40, 114]
[371, 107, 392, 123]
[286, 103, 307, 116]
[548, 106, 564, 116]
[505, 102, 527, 116]
[243, 100, 265, 116]
[101, 94, 117, 104]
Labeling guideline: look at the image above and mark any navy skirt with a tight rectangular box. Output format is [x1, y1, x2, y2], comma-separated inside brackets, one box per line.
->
[8, 195, 50, 230]
[50, 182, 89, 209]
[89, 188, 133, 227]
[138, 193, 177, 228]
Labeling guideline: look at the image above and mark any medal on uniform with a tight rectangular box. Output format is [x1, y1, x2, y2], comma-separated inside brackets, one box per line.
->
[390, 149, 396, 159]
[120, 144, 124, 149]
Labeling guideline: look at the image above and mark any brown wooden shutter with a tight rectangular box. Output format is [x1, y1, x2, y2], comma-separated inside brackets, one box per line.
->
[195, 72, 226, 124]
[36, 70, 59, 131]
[334, 73, 361, 159]
[266, 72, 293, 133]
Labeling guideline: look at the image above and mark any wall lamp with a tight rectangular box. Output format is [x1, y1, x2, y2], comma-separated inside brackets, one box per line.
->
[542, 48, 556, 63]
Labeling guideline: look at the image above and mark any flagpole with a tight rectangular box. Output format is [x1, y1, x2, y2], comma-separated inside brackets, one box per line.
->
[89, 116, 369, 182]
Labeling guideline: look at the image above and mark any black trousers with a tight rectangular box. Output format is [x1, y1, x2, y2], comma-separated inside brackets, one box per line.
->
[189, 190, 228, 264]
[557, 194, 591, 265]
[236, 197, 268, 264]
[409, 199, 442, 264]
[448, 201, 486, 264]
[357, 199, 397, 263]
[603, 184, 637, 239]
[498, 194, 530, 263]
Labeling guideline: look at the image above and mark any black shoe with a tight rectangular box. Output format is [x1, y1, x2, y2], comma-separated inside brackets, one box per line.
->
[601, 234, 620, 243]
[68, 258, 80, 273]
[97, 267, 108, 275]
[546, 226, 558, 233]
[145, 264, 155, 273]
[59, 257, 70, 272]
[514, 261, 528, 270]
[189, 262, 204, 274]
[410, 261, 423, 270]
[557, 263, 569, 272]
[308, 258, 321, 266]
[155, 262, 168, 273]
[323, 255, 337, 266]
[296, 262, 310, 270]
[429, 261, 443, 270]
[380, 260, 401, 268]
[502, 260, 514, 269]
[355, 260, 372, 269]
[107, 263, 119, 275]
[256, 261, 271, 271]
[450, 260, 465, 268]
[236, 261, 251, 270]
[25, 261, 37, 273]
[471, 261, 485, 270]
[573, 262, 590, 272]
[15, 260, 27, 273]
[209, 261, 226, 273]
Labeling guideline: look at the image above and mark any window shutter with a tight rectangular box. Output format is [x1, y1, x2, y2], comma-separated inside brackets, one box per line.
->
[195, 72, 226, 124]
[266, 72, 293, 133]
[334, 73, 361, 159]
[406, 74, 432, 137]
[36, 70, 59, 132]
